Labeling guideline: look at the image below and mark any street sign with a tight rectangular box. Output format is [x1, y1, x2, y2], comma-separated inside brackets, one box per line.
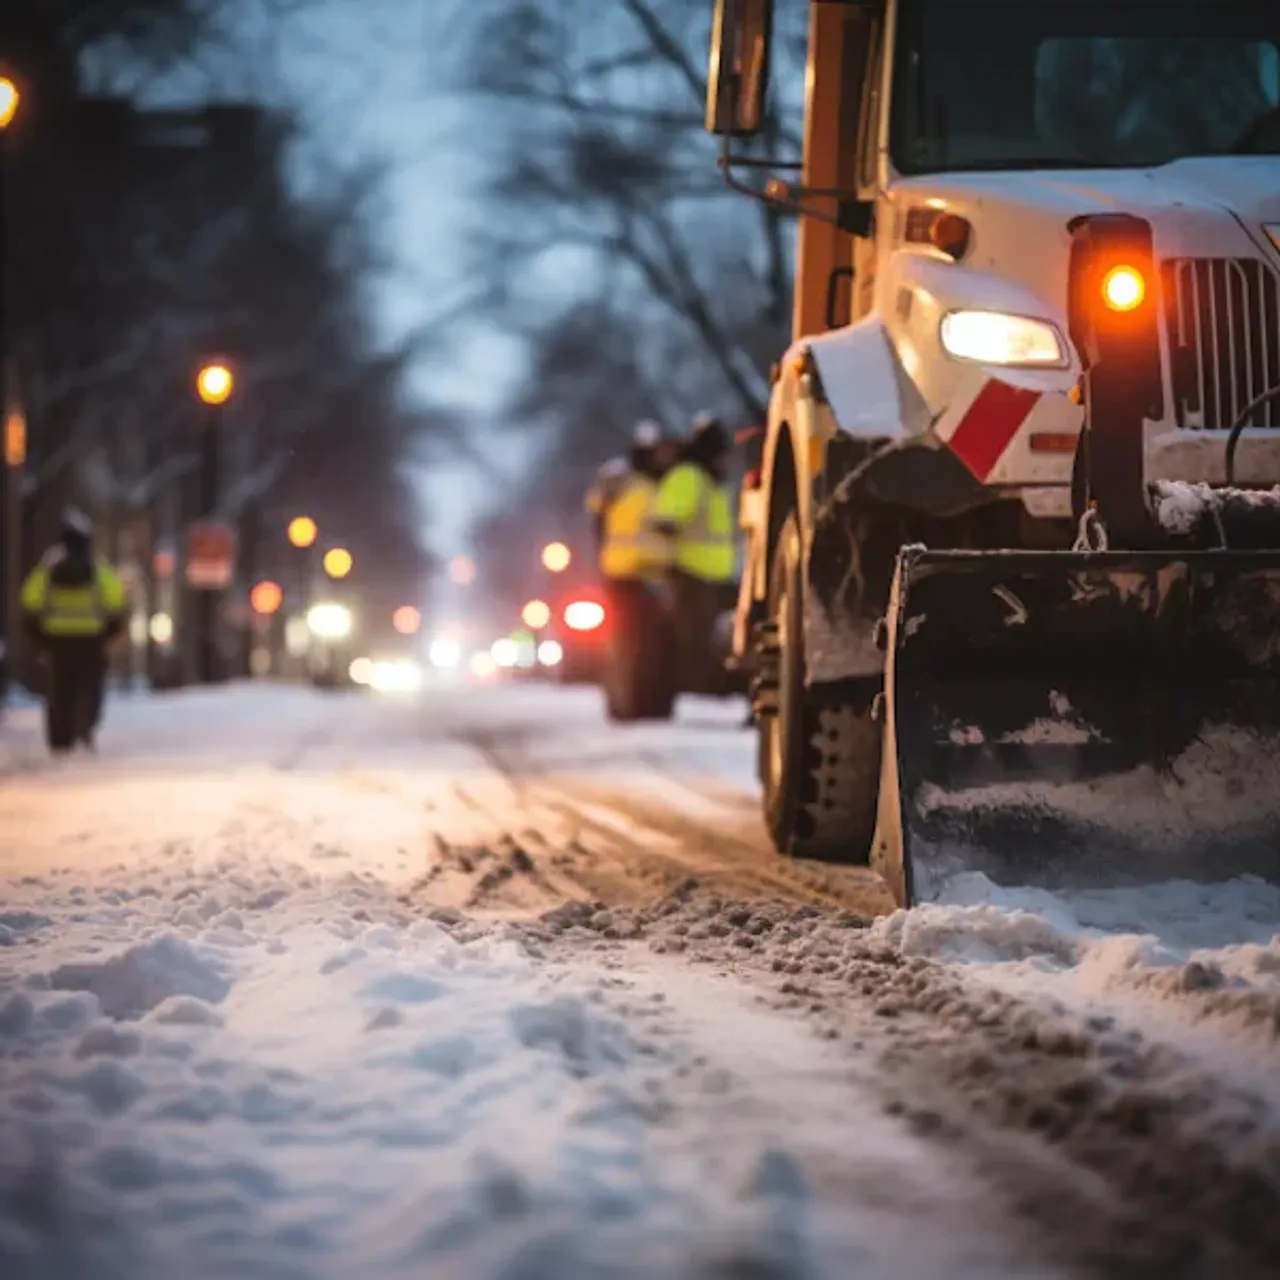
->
[4, 409, 25, 466]
[185, 520, 237, 590]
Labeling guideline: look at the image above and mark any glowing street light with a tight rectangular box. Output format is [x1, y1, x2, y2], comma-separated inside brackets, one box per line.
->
[393, 605, 422, 635]
[250, 580, 283, 615]
[195, 361, 234, 405]
[448, 555, 476, 586]
[0, 78, 19, 131]
[287, 516, 317, 548]
[542, 542, 571, 573]
[323, 547, 353, 579]
[521, 598, 551, 629]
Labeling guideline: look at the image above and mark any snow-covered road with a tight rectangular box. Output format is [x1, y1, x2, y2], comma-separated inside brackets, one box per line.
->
[1, 682, 1278, 1279]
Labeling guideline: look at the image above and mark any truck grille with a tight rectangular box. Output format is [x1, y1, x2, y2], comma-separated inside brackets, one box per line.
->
[1161, 257, 1280, 431]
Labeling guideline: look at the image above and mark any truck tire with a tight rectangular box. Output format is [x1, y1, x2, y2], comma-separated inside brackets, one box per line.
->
[760, 514, 880, 863]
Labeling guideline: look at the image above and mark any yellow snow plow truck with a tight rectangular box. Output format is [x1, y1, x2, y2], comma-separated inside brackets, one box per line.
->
[707, 0, 1280, 906]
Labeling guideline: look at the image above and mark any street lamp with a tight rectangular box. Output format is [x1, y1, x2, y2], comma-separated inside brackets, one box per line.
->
[0, 75, 20, 703]
[323, 546, 352, 579]
[541, 542, 571, 573]
[195, 361, 233, 406]
[521, 599, 551, 630]
[393, 605, 421, 635]
[190, 357, 236, 684]
[287, 516, 317, 548]
[250, 580, 283, 615]
[0, 79, 17, 132]
[286, 516, 318, 625]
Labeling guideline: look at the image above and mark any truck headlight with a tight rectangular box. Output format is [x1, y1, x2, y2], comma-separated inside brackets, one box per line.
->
[940, 310, 1067, 368]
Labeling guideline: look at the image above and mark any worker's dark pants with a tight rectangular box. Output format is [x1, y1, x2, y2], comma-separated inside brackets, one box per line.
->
[670, 569, 728, 694]
[41, 636, 106, 752]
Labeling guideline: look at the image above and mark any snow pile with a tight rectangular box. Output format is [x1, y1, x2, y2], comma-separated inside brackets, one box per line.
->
[868, 871, 1280, 1044]
[0, 861, 725, 1279]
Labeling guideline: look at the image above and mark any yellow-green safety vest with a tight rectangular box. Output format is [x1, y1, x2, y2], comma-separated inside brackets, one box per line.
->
[599, 473, 669, 580]
[650, 462, 736, 583]
[20, 555, 127, 637]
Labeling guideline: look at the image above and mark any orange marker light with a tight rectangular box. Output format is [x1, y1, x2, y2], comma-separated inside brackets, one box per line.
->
[1102, 265, 1145, 312]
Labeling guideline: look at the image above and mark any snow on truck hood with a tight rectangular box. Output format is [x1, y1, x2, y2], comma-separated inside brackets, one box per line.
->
[904, 156, 1280, 233]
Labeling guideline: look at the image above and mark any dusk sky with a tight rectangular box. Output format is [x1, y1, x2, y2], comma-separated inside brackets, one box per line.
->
[276, 0, 534, 558]
[147, 0, 540, 560]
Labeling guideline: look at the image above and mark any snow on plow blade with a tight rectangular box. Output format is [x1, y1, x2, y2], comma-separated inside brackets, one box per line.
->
[872, 546, 1280, 906]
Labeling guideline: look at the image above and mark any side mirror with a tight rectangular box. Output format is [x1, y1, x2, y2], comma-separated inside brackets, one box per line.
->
[705, 0, 774, 137]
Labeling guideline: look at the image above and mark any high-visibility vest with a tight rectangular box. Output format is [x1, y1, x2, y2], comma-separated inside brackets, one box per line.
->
[20, 553, 127, 638]
[599, 473, 669, 580]
[650, 463, 736, 583]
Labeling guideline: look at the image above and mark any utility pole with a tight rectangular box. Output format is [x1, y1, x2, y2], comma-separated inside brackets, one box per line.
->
[0, 76, 19, 705]
[192, 362, 234, 684]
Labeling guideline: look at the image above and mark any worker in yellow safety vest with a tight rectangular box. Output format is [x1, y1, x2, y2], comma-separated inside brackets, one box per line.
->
[585, 420, 677, 584]
[20, 508, 129, 753]
[649, 412, 738, 693]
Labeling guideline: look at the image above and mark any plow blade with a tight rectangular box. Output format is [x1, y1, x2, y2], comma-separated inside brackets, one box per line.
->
[871, 547, 1280, 906]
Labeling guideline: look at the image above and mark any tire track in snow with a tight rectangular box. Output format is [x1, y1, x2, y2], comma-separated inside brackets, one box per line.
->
[457, 728, 892, 916]
[530, 896, 1280, 1280]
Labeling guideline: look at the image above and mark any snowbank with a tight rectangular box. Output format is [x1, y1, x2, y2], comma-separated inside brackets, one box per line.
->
[867, 872, 1280, 1061]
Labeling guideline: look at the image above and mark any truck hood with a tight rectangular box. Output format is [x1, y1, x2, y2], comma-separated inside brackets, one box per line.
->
[912, 157, 1280, 225]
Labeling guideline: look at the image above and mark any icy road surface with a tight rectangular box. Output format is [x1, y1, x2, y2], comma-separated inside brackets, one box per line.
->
[1, 683, 1279, 1280]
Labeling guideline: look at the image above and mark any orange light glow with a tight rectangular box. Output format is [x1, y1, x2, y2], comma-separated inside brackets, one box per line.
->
[1101, 265, 1145, 313]
[0, 78, 19, 131]
[195, 362, 234, 405]
[287, 516, 317, 548]
[250, 580, 283, 615]
[393, 605, 421, 635]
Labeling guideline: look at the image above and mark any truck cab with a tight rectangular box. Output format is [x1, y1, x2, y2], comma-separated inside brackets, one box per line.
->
[707, 0, 1280, 873]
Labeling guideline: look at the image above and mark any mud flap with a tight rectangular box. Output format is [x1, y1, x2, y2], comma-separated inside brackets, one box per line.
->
[871, 546, 1280, 906]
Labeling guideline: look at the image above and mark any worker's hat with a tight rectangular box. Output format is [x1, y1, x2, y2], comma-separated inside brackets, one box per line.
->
[60, 506, 94, 540]
[632, 419, 662, 448]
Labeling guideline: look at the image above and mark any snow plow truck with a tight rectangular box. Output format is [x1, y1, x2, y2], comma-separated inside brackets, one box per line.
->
[707, 0, 1280, 907]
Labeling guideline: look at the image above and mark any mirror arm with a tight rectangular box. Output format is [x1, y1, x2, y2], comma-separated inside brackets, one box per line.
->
[717, 137, 873, 236]
[719, 154, 804, 171]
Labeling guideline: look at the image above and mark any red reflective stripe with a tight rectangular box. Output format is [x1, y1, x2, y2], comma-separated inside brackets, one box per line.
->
[948, 380, 1042, 480]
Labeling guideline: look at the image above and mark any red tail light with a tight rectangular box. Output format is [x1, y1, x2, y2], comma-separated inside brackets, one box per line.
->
[563, 600, 605, 631]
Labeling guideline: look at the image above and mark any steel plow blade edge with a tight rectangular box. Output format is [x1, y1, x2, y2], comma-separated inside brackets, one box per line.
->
[870, 546, 1280, 907]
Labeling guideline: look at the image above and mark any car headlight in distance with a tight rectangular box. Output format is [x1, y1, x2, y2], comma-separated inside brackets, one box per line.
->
[940, 310, 1067, 368]
[307, 602, 353, 639]
[370, 658, 422, 694]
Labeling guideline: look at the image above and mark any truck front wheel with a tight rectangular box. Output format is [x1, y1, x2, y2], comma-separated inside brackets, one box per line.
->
[760, 514, 880, 863]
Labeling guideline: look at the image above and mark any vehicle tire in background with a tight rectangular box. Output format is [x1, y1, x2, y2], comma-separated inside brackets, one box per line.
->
[604, 583, 673, 722]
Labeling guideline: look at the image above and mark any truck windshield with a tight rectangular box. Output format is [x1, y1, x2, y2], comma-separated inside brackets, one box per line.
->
[890, 1, 1280, 174]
